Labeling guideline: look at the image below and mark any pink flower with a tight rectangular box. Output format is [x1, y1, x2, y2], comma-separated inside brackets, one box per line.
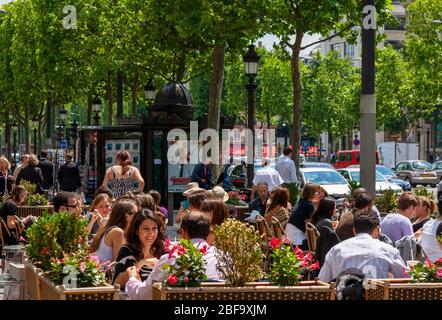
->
[310, 261, 320, 270]
[184, 277, 189, 283]
[167, 274, 178, 286]
[164, 239, 174, 252]
[282, 237, 290, 245]
[89, 255, 100, 265]
[19, 236, 28, 242]
[436, 268, 442, 279]
[269, 238, 282, 249]
[294, 246, 304, 259]
[79, 262, 86, 273]
[434, 258, 442, 266]
[302, 252, 313, 263]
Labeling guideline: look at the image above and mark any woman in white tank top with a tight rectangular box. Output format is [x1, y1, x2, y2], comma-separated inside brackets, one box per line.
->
[91, 199, 138, 264]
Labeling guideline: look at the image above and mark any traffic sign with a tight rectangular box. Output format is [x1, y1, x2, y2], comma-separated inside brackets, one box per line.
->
[301, 140, 310, 152]
[353, 138, 360, 146]
[60, 139, 67, 149]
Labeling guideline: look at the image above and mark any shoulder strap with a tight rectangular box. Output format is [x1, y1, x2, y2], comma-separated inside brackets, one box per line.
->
[111, 166, 116, 179]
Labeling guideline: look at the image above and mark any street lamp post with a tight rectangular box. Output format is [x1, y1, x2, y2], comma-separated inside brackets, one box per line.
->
[426, 126, 431, 162]
[92, 96, 103, 125]
[243, 44, 260, 187]
[70, 119, 79, 162]
[11, 121, 17, 165]
[32, 115, 38, 155]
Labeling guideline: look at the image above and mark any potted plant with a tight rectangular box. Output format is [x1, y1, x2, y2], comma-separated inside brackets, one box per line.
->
[375, 189, 397, 216]
[17, 180, 53, 218]
[366, 258, 442, 300]
[152, 220, 335, 300]
[24, 212, 119, 300]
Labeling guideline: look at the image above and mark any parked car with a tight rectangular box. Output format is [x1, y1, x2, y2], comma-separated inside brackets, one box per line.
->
[393, 160, 438, 187]
[229, 162, 277, 188]
[299, 167, 350, 207]
[338, 167, 402, 195]
[331, 149, 380, 169]
[299, 162, 334, 169]
[348, 164, 411, 191]
[432, 161, 442, 182]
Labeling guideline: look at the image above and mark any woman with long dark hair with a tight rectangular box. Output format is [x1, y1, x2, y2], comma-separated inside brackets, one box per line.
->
[310, 196, 336, 231]
[101, 150, 145, 198]
[91, 199, 138, 264]
[0, 185, 34, 245]
[113, 209, 165, 289]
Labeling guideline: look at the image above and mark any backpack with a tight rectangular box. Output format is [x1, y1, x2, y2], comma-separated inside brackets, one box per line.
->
[335, 268, 366, 300]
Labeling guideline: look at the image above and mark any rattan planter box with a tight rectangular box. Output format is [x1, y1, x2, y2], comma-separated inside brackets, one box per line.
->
[152, 280, 335, 300]
[24, 259, 42, 300]
[37, 274, 120, 300]
[17, 205, 54, 218]
[365, 278, 442, 300]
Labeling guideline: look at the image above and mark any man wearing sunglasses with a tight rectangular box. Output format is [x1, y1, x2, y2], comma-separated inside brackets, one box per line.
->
[53, 191, 79, 213]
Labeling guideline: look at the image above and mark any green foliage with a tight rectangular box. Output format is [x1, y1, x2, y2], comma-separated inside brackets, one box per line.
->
[25, 194, 49, 206]
[282, 183, 300, 206]
[44, 249, 106, 287]
[347, 180, 362, 201]
[214, 219, 263, 286]
[20, 180, 37, 195]
[268, 239, 319, 286]
[375, 189, 398, 213]
[25, 212, 88, 271]
[408, 258, 442, 283]
[162, 239, 208, 287]
[413, 187, 435, 200]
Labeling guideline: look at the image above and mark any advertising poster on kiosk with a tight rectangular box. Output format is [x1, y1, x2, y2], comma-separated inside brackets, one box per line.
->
[167, 140, 195, 193]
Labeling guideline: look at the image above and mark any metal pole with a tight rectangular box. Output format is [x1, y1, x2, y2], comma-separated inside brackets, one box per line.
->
[360, 0, 377, 196]
[246, 76, 256, 187]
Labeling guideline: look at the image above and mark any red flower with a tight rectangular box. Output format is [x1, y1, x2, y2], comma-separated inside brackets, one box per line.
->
[184, 277, 189, 283]
[434, 258, 442, 266]
[426, 259, 434, 267]
[436, 268, 442, 279]
[302, 252, 313, 263]
[310, 261, 320, 270]
[282, 237, 290, 245]
[167, 274, 178, 286]
[301, 260, 310, 268]
[269, 238, 282, 249]
[199, 245, 208, 254]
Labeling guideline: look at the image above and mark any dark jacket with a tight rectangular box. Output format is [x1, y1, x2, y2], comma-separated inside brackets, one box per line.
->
[0, 170, 14, 196]
[17, 165, 44, 193]
[58, 160, 81, 192]
[288, 198, 315, 233]
[38, 158, 54, 189]
[316, 226, 341, 269]
[191, 163, 212, 189]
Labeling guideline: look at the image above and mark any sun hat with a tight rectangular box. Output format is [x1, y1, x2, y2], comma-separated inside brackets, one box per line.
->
[183, 182, 201, 196]
[210, 186, 229, 202]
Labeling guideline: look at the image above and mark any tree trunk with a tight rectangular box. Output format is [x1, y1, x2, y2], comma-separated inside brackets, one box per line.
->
[107, 71, 113, 125]
[87, 96, 92, 125]
[5, 110, 10, 159]
[51, 100, 56, 148]
[131, 71, 139, 117]
[290, 31, 304, 173]
[116, 72, 124, 119]
[207, 45, 225, 181]
[24, 105, 31, 154]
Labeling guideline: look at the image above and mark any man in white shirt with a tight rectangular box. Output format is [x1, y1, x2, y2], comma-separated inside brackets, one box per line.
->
[319, 208, 407, 283]
[125, 211, 221, 300]
[251, 158, 284, 199]
[275, 146, 298, 184]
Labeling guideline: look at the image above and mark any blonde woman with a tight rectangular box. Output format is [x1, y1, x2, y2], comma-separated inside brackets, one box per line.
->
[0, 156, 14, 197]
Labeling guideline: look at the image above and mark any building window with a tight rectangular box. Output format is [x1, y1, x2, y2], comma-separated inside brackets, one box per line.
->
[330, 43, 343, 57]
[344, 43, 355, 58]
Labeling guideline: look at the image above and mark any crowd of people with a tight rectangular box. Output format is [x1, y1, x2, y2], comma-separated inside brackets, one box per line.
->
[0, 146, 441, 301]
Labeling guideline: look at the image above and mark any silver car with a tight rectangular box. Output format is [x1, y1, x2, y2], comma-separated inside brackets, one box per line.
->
[393, 160, 438, 187]
[432, 161, 442, 182]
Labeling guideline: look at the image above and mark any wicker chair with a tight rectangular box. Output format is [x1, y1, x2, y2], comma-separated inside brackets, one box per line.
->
[255, 215, 271, 272]
[305, 221, 320, 256]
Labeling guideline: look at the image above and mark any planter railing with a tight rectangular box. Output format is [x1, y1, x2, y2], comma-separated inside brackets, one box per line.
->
[17, 205, 54, 218]
[365, 278, 442, 300]
[24, 259, 42, 300]
[38, 274, 120, 300]
[153, 280, 335, 300]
